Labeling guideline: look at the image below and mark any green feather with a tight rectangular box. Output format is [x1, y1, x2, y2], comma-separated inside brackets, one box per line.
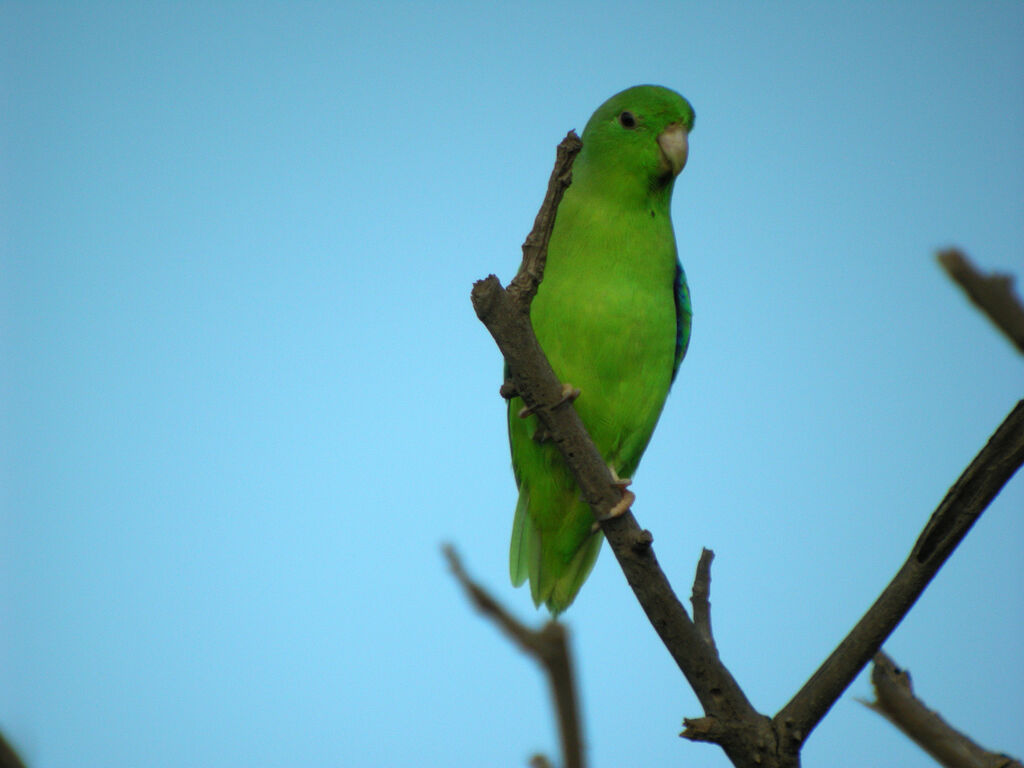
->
[508, 85, 695, 614]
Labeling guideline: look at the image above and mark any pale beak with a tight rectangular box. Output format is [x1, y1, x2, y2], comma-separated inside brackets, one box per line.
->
[657, 124, 689, 177]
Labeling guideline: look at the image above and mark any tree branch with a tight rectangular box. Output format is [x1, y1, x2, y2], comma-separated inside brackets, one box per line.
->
[861, 652, 1023, 768]
[937, 249, 1024, 355]
[774, 400, 1024, 751]
[443, 544, 584, 768]
[471, 136, 1024, 767]
[472, 132, 774, 767]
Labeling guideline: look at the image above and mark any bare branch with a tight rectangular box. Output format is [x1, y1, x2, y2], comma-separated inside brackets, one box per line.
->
[774, 400, 1024, 752]
[472, 133, 776, 767]
[443, 545, 585, 768]
[861, 652, 1023, 768]
[938, 249, 1024, 354]
[509, 131, 583, 306]
[690, 548, 717, 655]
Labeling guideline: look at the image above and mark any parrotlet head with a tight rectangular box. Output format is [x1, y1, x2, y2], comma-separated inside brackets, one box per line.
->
[577, 84, 695, 195]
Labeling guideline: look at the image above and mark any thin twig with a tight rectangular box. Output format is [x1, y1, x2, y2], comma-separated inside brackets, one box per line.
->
[690, 548, 717, 655]
[937, 249, 1024, 355]
[861, 652, 1023, 768]
[443, 545, 585, 768]
[774, 401, 1024, 752]
[509, 131, 583, 305]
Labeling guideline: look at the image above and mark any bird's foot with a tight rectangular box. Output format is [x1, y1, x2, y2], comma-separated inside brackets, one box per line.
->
[592, 467, 634, 529]
[531, 426, 551, 444]
[608, 465, 632, 490]
[554, 382, 581, 407]
[592, 489, 635, 530]
[607, 489, 636, 518]
[517, 382, 580, 419]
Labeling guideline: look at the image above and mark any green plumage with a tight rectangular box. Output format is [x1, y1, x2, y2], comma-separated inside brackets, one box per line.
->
[508, 85, 695, 613]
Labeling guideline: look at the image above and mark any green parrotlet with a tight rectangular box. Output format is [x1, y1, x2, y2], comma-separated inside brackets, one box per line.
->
[508, 85, 695, 613]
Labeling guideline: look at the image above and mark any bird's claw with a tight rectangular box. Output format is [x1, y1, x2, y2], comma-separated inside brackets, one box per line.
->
[607, 489, 636, 518]
[554, 382, 581, 407]
[608, 465, 632, 489]
[592, 489, 635, 531]
[592, 466, 634, 529]
[517, 382, 580, 419]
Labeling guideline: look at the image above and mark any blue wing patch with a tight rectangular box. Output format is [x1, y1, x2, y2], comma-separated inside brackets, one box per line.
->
[671, 259, 692, 383]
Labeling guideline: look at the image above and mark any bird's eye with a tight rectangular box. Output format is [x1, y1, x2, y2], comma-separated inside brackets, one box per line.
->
[618, 111, 637, 129]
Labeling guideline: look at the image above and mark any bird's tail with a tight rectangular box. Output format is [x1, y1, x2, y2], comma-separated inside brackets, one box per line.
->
[510, 490, 603, 614]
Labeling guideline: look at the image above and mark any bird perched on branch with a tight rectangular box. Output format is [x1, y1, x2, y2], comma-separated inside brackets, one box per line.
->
[508, 85, 696, 613]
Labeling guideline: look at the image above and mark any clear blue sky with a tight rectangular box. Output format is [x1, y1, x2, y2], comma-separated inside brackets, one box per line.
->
[2, 3, 1022, 767]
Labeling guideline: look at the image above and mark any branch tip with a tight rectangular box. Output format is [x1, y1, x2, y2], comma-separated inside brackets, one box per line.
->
[691, 548, 718, 654]
[937, 248, 1024, 354]
[864, 651, 1024, 768]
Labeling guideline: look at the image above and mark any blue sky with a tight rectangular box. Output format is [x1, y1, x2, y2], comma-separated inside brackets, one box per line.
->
[2, 2, 1022, 767]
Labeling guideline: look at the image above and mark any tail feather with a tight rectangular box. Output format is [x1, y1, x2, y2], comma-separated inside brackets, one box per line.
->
[545, 526, 603, 614]
[510, 490, 604, 614]
[509, 491, 530, 587]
